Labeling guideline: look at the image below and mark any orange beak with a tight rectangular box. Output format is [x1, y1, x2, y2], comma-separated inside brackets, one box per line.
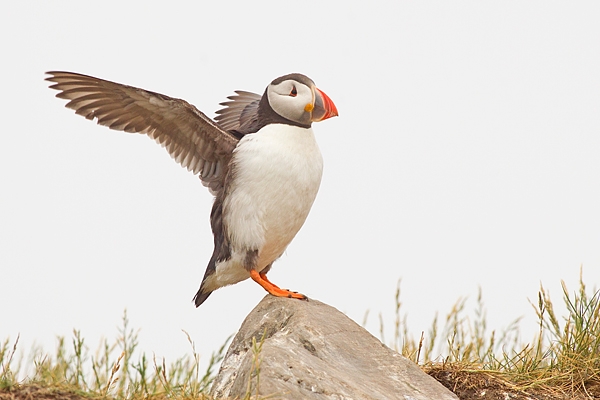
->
[311, 88, 339, 122]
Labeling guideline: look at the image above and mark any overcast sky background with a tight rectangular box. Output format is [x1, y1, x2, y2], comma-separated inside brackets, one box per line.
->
[2, 1, 600, 373]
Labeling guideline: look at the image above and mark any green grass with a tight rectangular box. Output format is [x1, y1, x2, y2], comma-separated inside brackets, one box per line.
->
[0, 311, 230, 399]
[1, 273, 599, 399]
[379, 270, 600, 396]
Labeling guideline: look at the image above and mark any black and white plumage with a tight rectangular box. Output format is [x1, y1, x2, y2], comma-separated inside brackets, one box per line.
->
[45, 71, 338, 307]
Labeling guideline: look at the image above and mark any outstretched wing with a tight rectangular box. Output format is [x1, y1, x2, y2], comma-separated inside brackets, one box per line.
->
[46, 71, 239, 195]
[214, 90, 261, 134]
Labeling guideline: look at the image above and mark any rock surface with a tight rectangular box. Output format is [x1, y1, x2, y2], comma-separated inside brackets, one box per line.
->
[210, 295, 459, 400]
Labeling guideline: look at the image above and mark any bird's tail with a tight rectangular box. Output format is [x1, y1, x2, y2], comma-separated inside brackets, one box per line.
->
[193, 251, 219, 307]
[193, 286, 213, 307]
[193, 192, 226, 308]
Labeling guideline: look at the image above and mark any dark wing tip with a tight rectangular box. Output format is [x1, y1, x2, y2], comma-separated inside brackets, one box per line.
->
[45, 70, 87, 81]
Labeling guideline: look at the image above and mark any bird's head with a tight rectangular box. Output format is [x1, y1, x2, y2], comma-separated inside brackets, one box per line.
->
[265, 73, 338, 127]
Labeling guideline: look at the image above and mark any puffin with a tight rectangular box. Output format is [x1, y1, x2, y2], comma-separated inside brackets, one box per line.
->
[45, 71, 338, 307]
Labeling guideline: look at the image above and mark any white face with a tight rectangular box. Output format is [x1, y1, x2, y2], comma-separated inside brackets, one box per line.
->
[266, 79, 314, 126]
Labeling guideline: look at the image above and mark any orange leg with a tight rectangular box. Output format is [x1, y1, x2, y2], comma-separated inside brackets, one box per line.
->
[259, 272, 280, 289]
[250, 270, 307, 300]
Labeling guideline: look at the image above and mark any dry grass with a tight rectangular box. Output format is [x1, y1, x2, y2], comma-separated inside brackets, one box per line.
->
[2, 272, 599, 399]
[378, 269, 600, 399]
[0, 311, 230, 399]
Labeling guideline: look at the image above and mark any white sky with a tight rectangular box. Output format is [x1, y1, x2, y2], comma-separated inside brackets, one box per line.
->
[2, 1, 600, 372]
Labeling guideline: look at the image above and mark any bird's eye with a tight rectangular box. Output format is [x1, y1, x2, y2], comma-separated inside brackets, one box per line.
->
[289, 87, 297, 97]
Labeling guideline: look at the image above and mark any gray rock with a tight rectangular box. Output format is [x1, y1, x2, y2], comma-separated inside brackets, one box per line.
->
[210, 295, 458, 400]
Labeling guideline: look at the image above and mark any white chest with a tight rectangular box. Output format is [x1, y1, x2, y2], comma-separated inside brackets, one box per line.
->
[223, 124, 323, 266]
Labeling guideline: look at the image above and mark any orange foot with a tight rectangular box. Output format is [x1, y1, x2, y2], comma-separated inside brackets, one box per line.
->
[250, 270, 307, 300]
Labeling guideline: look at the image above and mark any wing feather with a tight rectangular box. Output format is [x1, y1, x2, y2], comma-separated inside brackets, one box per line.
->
[46, 71, 239, 195]
[214, 90, 261, 133]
